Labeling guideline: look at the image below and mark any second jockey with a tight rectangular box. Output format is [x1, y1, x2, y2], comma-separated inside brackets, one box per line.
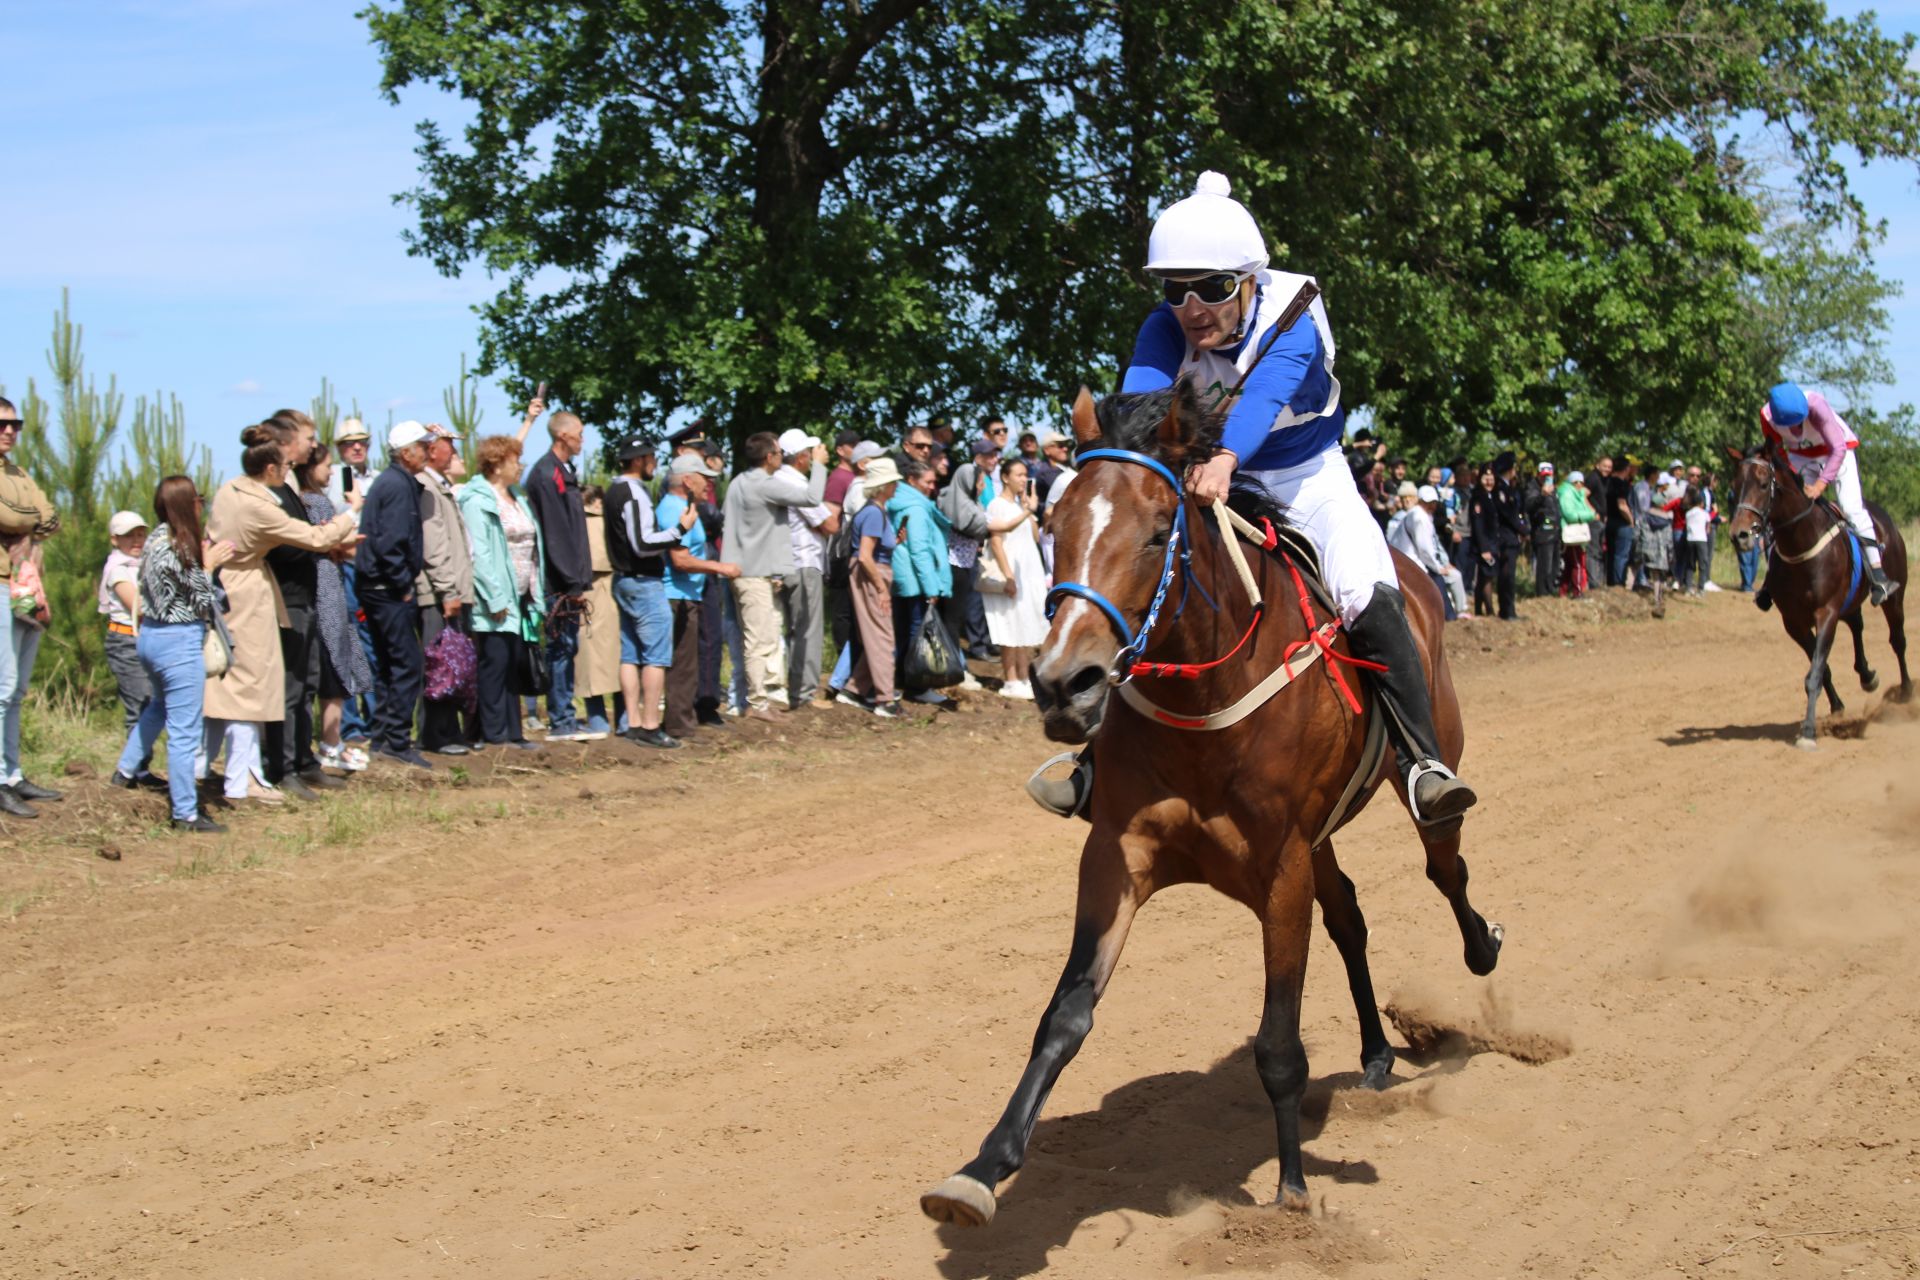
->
[1756, 381, 1898, 608]
[1030, 172, 1477, 828]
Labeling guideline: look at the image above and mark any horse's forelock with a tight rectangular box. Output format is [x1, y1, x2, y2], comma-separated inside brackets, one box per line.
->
[1084, 383, 1221, 466]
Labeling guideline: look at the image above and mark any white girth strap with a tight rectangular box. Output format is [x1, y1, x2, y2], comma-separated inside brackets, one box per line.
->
[1773, 519, 1845, 565]
[1118, 620, 1339, 731]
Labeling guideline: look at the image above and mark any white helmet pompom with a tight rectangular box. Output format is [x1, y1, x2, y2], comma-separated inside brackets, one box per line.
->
[1146, 170, 1267, 276]
[1193, 170, 1232, 198]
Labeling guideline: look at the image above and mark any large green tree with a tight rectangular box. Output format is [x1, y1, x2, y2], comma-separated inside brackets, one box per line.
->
[366, 0, 1920, 460]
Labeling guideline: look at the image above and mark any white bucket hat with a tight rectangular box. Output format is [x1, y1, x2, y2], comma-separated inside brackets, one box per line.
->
[1145, 171, 1268, 276]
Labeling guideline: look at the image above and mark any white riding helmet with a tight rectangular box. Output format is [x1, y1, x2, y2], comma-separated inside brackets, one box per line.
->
[1145, 171, 1269, 276]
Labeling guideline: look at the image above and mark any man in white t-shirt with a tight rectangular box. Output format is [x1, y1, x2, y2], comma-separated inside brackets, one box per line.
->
[778, 429, 840, 707]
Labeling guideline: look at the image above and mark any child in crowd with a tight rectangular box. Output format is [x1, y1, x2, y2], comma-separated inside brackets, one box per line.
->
[98, 511, 165, 787]
[1683, 488, 1712, 597]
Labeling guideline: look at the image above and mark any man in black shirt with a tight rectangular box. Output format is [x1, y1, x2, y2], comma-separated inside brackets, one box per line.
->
[354, 422, 433, 768]
[1592, 455, 1633, 586]
[606, 436, 696, 748]
[523, 412, 595, 739]
[261, 410, 340, 800]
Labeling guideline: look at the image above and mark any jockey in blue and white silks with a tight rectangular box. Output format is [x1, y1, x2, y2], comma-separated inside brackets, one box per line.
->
[1119, 172, 1476, 825]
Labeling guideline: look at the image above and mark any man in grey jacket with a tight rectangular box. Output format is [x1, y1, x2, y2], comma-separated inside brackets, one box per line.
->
[415, 425, 476, 755]
[720, 430, 828, 720]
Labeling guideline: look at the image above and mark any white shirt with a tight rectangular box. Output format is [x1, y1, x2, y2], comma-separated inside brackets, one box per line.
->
[1685, 505, 1710, 541]
[780, 465, 833, 574]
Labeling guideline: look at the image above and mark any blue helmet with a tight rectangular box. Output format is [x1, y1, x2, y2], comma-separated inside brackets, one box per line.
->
[1769, 381, 1809, 427]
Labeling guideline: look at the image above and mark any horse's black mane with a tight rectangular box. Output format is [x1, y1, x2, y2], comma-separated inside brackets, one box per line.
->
[1085, 381, 1223, 462]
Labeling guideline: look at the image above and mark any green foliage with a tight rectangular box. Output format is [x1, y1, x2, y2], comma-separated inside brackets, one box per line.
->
[365, 0, 1920, 467]
[311, 376, 342, 442]
[442, 352, 484, 473]
[4, 291, 217, 700]
[1856, 405, 1920, 522]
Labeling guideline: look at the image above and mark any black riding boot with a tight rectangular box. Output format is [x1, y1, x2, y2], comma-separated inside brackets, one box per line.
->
[1868, 562, 1898, 606]
[1027, 749, 1092, 820]
[1344, 585, 1478, 825]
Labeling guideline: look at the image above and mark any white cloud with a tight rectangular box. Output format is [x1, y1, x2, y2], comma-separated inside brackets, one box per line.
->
[228, 378, 262, 396]
[383, 396, 413, 411]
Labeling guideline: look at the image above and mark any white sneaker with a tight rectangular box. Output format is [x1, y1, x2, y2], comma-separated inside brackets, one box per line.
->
[958, 672, 984, 691]
[1704, 581, 1722, 593]
[245, 784, 286, 806]
[548, 729, 608, 742]
[317, 742, 369, 773]
[999, 679, 1034, 701]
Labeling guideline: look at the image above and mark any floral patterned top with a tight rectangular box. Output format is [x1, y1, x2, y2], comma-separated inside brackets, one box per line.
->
[139, 526, 218, 624]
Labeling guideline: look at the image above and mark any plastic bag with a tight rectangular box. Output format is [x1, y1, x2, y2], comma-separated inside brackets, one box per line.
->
[424, 624, 479, 712]
[902, 605, 966, 692]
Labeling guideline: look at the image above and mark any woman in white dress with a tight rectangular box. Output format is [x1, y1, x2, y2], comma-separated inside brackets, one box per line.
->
[981, 458, 1047, 699]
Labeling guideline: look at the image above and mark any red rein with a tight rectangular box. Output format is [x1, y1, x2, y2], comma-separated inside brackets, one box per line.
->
[1128, 517, 1387, 717]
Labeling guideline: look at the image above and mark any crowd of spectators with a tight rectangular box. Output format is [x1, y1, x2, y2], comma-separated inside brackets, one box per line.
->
[1352, 437, 1737, 623]
[0, 386, 1750, 833]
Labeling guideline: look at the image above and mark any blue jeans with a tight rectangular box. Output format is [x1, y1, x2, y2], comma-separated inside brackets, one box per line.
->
[1609, 529, 1634, 586]
[117, 621, 207, 821]
[2, 616, 42, 786]
[339, 563, 377, 741]
[0, 609, 14, 784]
[828, 641, 853, 692]
[545, 592, 581, 733]
[1738, 544, 1761, 591]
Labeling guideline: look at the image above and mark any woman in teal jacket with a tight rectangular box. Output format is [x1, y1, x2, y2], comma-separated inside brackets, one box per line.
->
[459, 437, 549, 746]
[1556, 470, 1600, 597]
[885, 458, 954, 703]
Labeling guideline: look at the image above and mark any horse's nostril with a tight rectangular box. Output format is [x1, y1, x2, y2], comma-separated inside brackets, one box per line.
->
[1066, 665, 1106, 698]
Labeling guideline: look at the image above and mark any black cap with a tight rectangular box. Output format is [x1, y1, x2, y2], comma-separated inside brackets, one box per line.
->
[665, 423, 707, 449]
[1351, 427, 1376, 444]
[1493, 449, 1517, 475]
[700, 439, 726, 459]
[616, 436, 652, 462]
[833, 427, 862, 448]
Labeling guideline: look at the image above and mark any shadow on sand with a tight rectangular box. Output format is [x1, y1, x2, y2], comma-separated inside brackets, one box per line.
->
[928, 1041, 1445, 1280]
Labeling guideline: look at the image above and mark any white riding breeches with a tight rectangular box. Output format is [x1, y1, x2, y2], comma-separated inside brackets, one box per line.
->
[1794, 451, 1881, 567]
[1234, 447, 1398, 623]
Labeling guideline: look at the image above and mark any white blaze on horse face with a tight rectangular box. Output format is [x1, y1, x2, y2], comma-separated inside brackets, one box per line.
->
[1038, 492, 1121, 679]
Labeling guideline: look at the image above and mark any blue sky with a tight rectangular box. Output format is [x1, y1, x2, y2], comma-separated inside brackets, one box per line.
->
[3, 0, 1919, 470]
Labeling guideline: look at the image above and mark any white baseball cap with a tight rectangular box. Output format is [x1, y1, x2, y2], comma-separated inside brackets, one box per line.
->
[388, 420, 430, 450]
[1146, 171, 1268, 276]
[849, 441, 885, 463]
[1567, 470, 1585, 484]
[1416, 484, 1440, 503]
[1041, 429, 1073, 447]
[776, 428, 819, 456]
[109, 510, 149, 537]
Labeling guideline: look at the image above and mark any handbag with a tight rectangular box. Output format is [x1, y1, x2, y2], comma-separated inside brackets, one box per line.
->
[1561, 521, 1592, 545]
[514, 598, 552, 696]
[902, 605, 966, 692]
[202, 606, 235, 677]
[975, 552, 1014, 596]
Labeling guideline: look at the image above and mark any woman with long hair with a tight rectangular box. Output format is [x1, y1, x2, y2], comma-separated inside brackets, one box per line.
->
[980, 456, 1045, 699]
[200, 423, 357, 804]
[109, 476, 236, 832]
[293, 444, 374, 771]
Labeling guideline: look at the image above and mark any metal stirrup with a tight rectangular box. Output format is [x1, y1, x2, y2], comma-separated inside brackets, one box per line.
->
[1404, 759, 1460, 826]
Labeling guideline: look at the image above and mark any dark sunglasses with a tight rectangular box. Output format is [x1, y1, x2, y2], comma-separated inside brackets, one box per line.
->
[0, 419, 22, 432]
[1159, 271, 1249, 307]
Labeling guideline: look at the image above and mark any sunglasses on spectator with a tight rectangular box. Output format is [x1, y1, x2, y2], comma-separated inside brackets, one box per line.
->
[1159, 271, 1251, 307]
[0, 418, 21, 432]
[905, 439, 932, 451]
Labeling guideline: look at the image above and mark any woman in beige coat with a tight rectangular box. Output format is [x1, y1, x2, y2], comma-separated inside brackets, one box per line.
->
[203, 425, 356, 802]
[575, 487, 621, 733]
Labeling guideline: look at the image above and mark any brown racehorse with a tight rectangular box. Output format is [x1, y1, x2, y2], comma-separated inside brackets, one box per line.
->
[1724, 442, 1911, 745]
[920, 384, 1503, 1226]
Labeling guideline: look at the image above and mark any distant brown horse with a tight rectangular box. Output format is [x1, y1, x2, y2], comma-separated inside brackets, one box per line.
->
[920, 384, 1502, 1226]
[1725, 442, 1910, 745]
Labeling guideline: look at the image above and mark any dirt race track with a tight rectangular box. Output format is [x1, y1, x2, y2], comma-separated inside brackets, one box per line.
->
[3, 591, 1918, 1279]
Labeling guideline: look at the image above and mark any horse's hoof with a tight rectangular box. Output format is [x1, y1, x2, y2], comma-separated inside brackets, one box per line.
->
[1862, 672, 1880, 693]
[1795, 737, 1819, 752]
[1360, 1051, 1396, 1091]
[1277, 1184, 1311, 1213]
[921, 1174, 996, 1227]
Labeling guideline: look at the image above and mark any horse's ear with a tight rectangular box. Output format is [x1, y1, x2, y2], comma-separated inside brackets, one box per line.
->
[1159, 376, 1201, 448]
[1070, 387, 1100, 445]
[1721, 442, 1745, 463]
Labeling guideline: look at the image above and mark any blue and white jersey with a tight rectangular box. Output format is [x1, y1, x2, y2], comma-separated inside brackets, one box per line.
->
[1120, 270, 1343, 472]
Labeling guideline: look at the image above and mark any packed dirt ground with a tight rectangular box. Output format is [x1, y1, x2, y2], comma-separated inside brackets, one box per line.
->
[2, 588, 1916, 1279]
